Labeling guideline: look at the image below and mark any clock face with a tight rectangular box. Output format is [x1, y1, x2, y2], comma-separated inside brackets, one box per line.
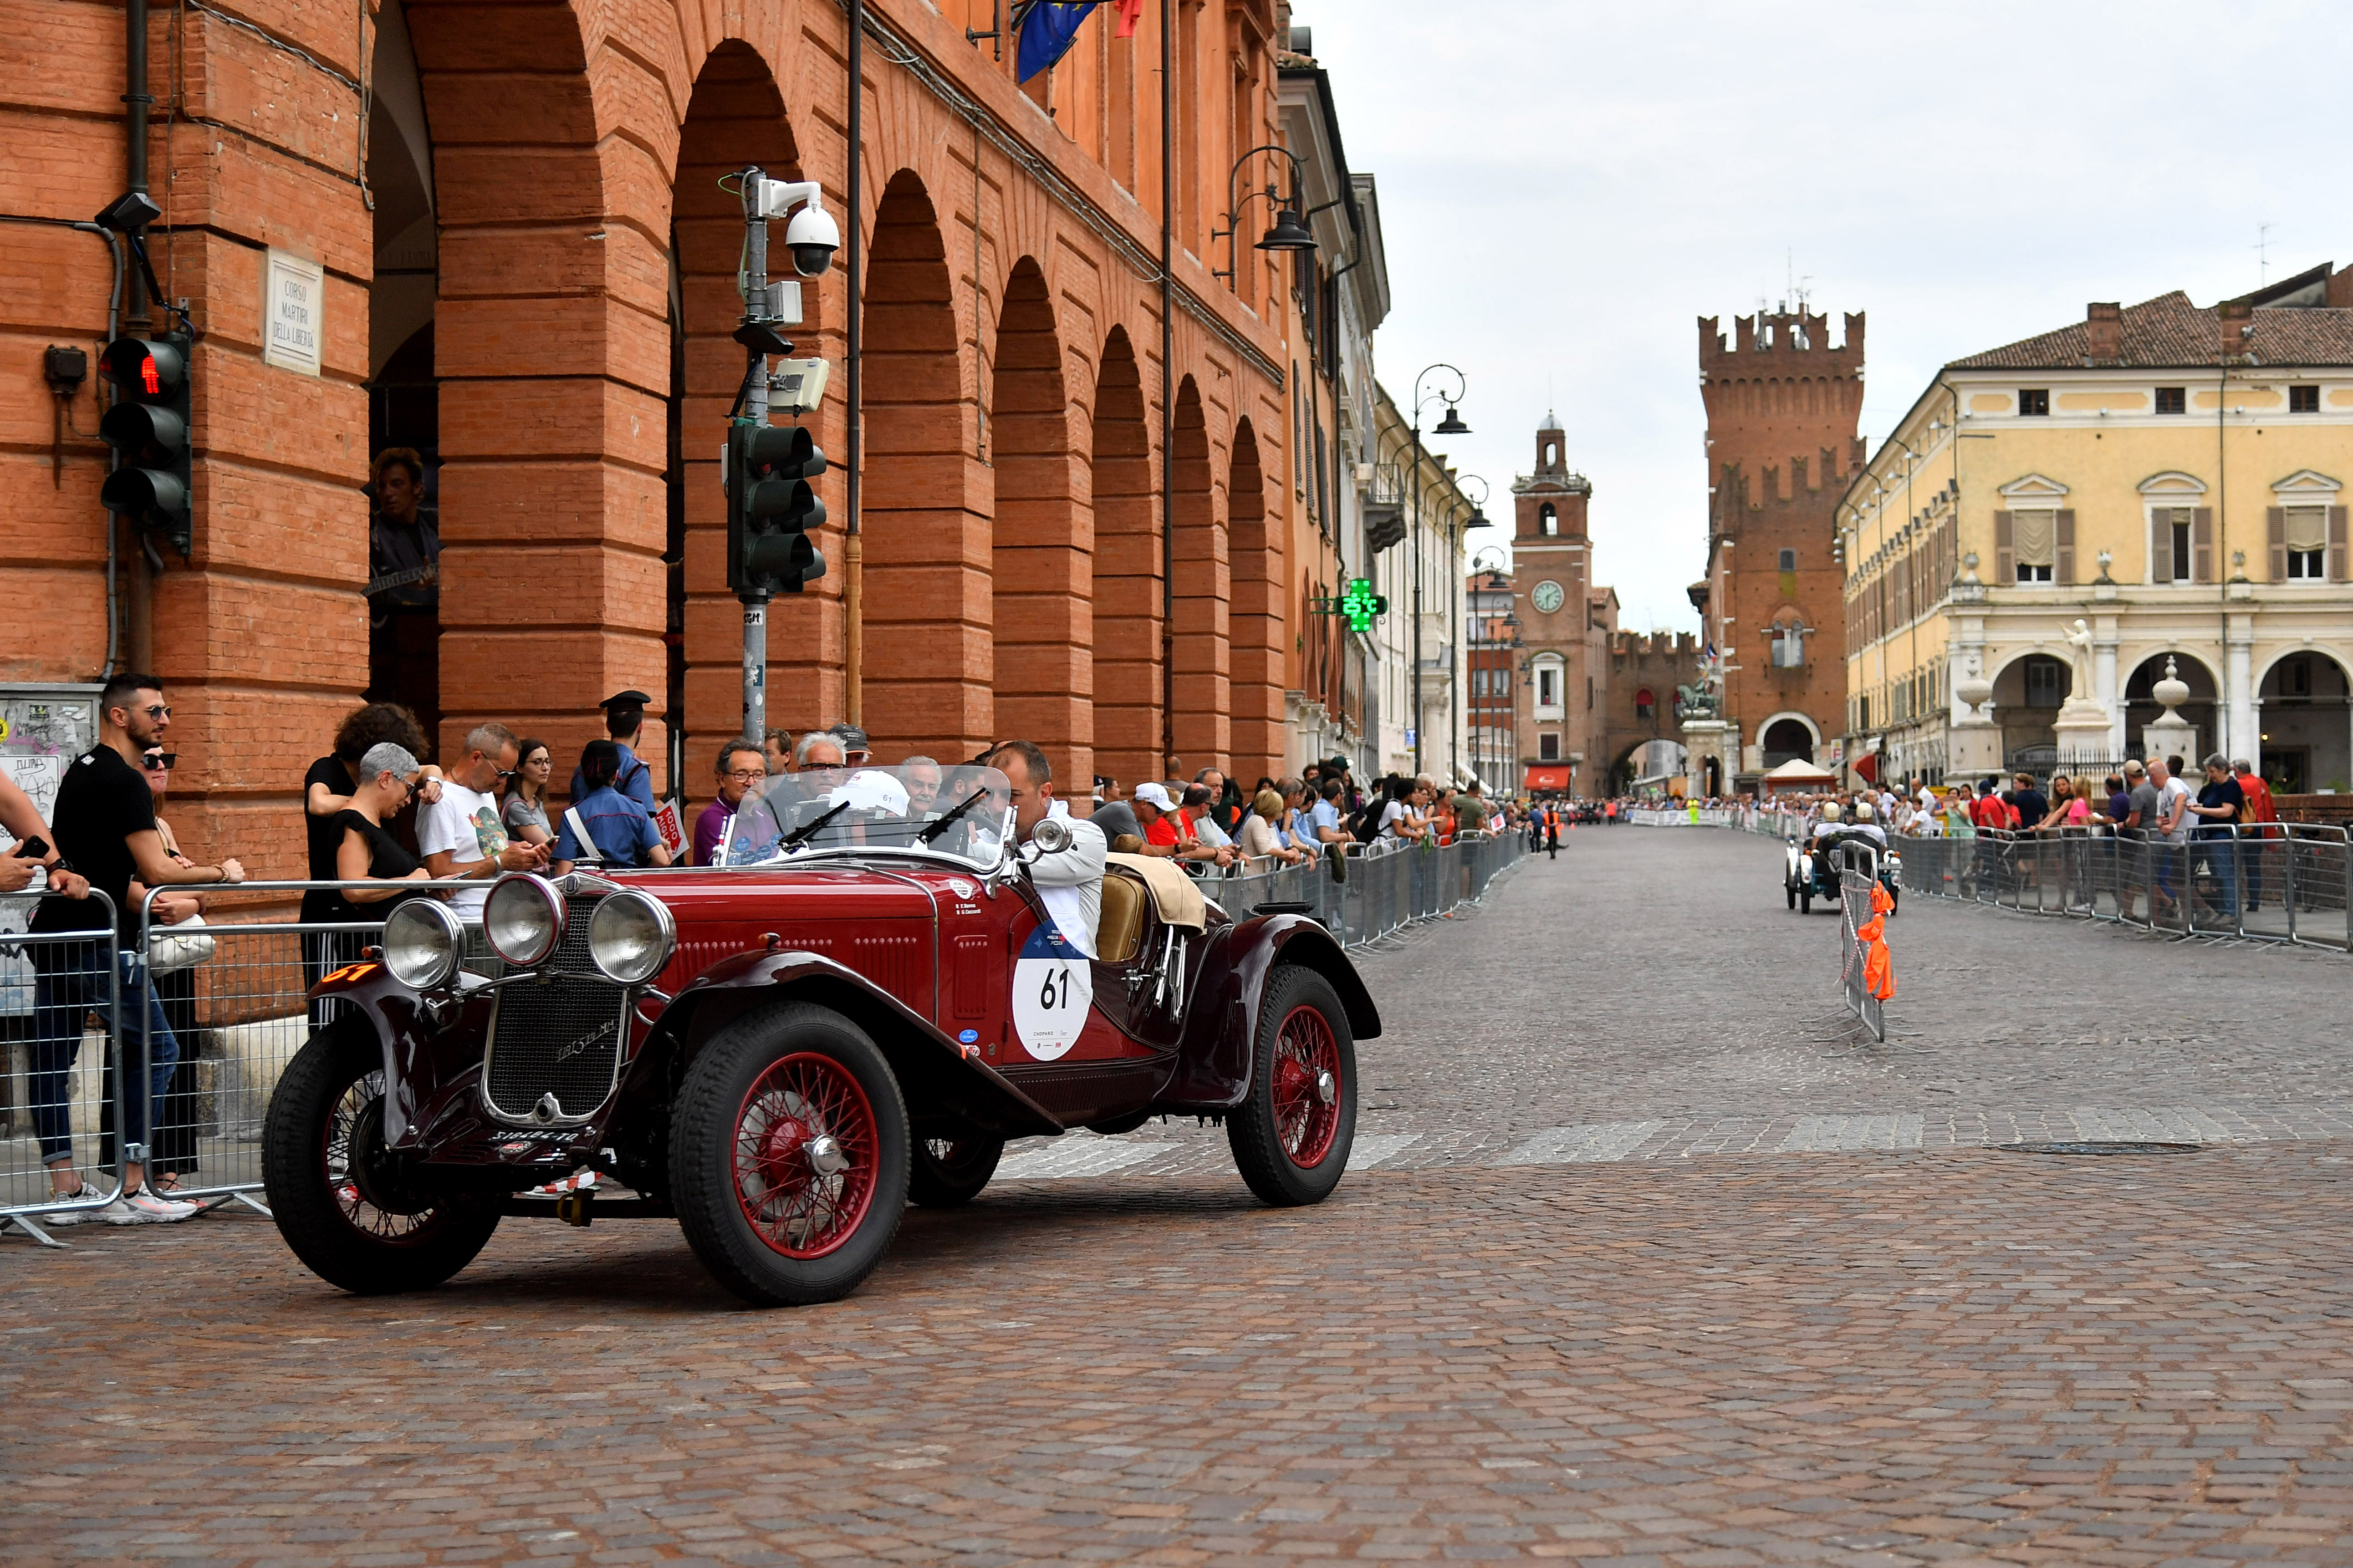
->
[1531, 580, 1566, 614]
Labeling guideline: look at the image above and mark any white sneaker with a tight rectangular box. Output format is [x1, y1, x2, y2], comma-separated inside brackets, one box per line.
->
[39, 1198, 97, 1227]
[99, 1190, 200, 1225]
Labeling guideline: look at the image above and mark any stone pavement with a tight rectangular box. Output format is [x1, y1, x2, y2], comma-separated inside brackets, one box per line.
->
[7, 826, 2353, 1566]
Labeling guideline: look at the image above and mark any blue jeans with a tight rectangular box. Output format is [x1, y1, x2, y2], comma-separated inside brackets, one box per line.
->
[30, 946, 180, 1168]
[2198, 837, 2239, 918]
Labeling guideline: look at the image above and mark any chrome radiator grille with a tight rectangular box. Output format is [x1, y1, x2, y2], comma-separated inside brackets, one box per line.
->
[483, 894, 627, 1121]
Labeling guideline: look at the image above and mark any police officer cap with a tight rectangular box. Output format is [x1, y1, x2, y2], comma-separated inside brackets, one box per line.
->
[600, 689, 653, 711]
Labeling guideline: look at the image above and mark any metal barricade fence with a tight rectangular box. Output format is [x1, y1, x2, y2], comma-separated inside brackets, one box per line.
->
[1835, 845, 1886, 1043]
[1205, 830, 1526, 948]
[1, 890, 124, 1243]
[1876, 823, 2353, 952]
[132, 878, 488, 1212]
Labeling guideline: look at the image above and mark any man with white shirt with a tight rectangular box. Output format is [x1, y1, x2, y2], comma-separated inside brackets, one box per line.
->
[420, 721, 550, 923]
[987, 740, 1106, 957]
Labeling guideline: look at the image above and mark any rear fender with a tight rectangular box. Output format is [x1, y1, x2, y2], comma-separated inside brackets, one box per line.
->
[648, 949, 1064, 1140]
[1153, 915, 1380, 1113]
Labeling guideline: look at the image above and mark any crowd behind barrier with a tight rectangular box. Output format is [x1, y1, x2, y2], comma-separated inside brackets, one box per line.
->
[1654, 799, 2353, 953]
[3, 835, 1526, 1238]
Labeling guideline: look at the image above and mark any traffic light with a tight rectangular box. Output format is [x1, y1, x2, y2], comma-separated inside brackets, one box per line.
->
[97, 333, 193, 556]
[725, 419, 827, 596]
[1341, 576, 1387, 634]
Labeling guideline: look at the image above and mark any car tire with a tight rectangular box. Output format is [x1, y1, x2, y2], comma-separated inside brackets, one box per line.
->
[1226, 964, 1357, 1207]
[1799, 889, 1812, 914]
[1786, 882, 1796, 910]
[670, 1001, 909, 1307]
[262, 1018, 502, 1296]
[909, 1135, 1002, 1207]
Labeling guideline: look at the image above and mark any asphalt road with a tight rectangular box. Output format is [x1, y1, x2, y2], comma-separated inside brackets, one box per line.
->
[8, 825, 2353, 1566]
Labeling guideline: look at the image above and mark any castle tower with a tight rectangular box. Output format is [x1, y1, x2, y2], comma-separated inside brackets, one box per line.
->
[1695, 308, 1863, 781]
[1510, 412, 1608, 792]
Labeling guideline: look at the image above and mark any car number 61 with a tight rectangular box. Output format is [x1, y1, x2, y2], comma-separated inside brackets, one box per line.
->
[1012, 924, 1092, 1060]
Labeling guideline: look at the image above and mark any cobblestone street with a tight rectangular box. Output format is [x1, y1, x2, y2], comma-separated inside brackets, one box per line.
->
[10, 827, 2353, 1566]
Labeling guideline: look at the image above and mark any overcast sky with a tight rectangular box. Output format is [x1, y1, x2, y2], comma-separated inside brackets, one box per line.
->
[1308, 2, 2350, 633]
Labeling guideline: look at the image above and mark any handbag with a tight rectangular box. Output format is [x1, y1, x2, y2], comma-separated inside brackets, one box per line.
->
[149, 911, 216, 974]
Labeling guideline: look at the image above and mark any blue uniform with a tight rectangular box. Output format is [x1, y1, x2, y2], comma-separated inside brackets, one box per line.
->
[569, 742, 655, 814]
[555, 784, 664, 867]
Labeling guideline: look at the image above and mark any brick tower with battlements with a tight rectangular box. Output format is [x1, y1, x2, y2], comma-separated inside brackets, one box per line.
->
[1510, 414, 1613, 790]
[1695, 308, 1864, 782]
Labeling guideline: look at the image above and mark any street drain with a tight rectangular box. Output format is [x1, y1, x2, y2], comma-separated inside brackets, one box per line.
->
[1996, 1140, 2203, 1156]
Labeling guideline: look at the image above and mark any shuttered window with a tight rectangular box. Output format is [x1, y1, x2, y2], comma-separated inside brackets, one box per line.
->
[2286, 505, 2327, 579]
[2012, 510, 2056, 582]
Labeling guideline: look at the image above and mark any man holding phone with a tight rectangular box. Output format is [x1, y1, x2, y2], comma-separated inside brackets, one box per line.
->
[0, 772, 91, 896]
[29, 673, 248, 1224]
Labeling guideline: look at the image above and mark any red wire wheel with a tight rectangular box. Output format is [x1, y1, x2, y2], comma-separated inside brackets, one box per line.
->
[1270, 1003, 1343, 1169]
[732, 1051, 879, 1259]
[323, 1068, 460, 1245]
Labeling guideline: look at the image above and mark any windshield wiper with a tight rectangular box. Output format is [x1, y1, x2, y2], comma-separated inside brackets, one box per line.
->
[776, 799, 851, 853]
[917, 788, 992, 845]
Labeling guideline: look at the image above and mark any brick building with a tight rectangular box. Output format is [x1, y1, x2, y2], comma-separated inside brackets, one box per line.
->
[1509, 413, 1613, 793]
[1600, 630, 1700, 793]
[5, 0, 1330, 870]
[1694, 308, 1864, 787]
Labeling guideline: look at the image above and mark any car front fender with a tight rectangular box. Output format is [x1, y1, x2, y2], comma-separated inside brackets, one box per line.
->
[306, 959, 493, 1145]
[1152, 914, 1380, 1113]
[650, 948, 1064, 1140]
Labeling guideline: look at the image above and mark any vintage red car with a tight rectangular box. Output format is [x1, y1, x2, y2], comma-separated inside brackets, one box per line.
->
[263, 764, 1379, 1306]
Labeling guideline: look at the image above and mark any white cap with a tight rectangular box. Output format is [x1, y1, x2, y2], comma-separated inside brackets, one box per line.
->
[1133, 781, 1176, 811]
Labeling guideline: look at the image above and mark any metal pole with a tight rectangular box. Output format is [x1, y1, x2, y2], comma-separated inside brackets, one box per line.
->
[740, 168, 773, 745]
[1159, 0, 1176, 776]
[1410, 422, 1423, 777]
[1447, 517, 1458, 784]
[844, 0, 864, 728]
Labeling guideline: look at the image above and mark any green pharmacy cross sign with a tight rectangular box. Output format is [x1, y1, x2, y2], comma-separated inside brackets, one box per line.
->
[1310, 577, 1389, 634]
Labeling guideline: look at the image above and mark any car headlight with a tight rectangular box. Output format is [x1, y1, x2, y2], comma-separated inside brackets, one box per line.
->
[483, 873, 565, 967]
[588, 891, 675, 986]
[381, 899, 464, 991]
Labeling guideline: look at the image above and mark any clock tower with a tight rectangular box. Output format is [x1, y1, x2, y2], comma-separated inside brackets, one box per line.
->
[1510, 413, 1613, 794]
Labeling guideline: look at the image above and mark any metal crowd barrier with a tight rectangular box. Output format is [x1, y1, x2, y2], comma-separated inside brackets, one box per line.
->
[1835, 845, 1887, 1043]
[1887, 824, 2353, 951]
[127, 878, 493, 1218]
[1, 890, 124, 1244]
[1208, 830, 1528, 947]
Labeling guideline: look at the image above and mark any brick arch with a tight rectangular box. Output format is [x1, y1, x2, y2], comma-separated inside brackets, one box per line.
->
[988, 257, 1091, 790]
[1225, 414, 1281, 783]
[1169, 375, 1227, 772]
[674, 41, 811, 789]
[405, 0, 630, 764]
[1091, 325, 1160, 792]
[862, 168, 987, 762]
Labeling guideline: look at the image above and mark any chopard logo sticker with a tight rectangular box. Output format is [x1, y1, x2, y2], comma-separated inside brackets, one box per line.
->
[555, 1019, 618, 1062]
[946, 878, 976, 899]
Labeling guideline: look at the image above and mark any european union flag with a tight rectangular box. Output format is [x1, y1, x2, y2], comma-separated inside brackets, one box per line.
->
[1016, 1, 1097, 82]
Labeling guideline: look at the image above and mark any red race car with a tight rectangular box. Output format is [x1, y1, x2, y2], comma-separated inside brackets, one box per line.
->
[264, 764, 1378, 1306]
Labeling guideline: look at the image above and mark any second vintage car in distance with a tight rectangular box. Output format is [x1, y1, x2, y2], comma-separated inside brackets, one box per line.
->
[264, 763, 1380, 1307]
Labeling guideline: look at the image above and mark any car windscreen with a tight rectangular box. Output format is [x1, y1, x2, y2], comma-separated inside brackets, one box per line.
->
[715, 764, 1013, 870]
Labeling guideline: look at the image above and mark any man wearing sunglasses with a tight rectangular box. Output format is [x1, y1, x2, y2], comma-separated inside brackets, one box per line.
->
[29, 673, 247, 1225]
[419, 720, 550, 927]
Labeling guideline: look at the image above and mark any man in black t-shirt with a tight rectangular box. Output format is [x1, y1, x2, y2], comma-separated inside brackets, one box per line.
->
[27, 673, 246, 1224]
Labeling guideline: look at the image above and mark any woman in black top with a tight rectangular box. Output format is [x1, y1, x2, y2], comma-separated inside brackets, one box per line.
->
[303, 703, 434, 985]
[326, 743, 434, 926]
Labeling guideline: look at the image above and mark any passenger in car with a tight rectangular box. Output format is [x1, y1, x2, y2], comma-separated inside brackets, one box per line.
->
[986, 740, 1105, 958]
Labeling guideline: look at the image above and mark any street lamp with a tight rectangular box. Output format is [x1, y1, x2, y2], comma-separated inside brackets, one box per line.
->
[1211, 144, 1319, 284]
[1450, 474, 1494, 786]
[1409, 363, 1469, 778]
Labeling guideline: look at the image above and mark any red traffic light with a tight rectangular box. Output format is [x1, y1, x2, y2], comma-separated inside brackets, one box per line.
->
[99, 336, 185, 398]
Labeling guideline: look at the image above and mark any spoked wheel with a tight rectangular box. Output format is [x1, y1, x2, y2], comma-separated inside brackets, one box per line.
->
[909, 1135, 1003, 1207]
[263, 1018, 501, 1294]
[1227, 965, 1357, 1206]
[671, 1002, 909, 1307]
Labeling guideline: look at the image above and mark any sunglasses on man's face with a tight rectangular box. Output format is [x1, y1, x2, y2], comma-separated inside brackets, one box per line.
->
[142, 753, 178, 771]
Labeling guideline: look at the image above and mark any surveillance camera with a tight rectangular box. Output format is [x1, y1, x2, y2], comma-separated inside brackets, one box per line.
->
[784, 204, 840, 278]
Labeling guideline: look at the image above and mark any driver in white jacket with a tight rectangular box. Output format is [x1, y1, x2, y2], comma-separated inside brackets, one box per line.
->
[986, 740, 1106, 958]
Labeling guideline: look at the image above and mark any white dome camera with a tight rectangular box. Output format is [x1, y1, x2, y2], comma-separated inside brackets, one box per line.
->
[784, 204, 840, 278]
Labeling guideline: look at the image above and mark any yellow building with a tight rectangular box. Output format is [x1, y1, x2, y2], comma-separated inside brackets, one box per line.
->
[1840, 266, 2353, 793]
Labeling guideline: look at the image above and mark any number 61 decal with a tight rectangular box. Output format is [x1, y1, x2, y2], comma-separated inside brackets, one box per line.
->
[1012, 922, 1093, 1060]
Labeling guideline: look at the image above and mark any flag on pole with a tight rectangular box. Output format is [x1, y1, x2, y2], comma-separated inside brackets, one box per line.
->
[1017, 1, 1097, 82]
